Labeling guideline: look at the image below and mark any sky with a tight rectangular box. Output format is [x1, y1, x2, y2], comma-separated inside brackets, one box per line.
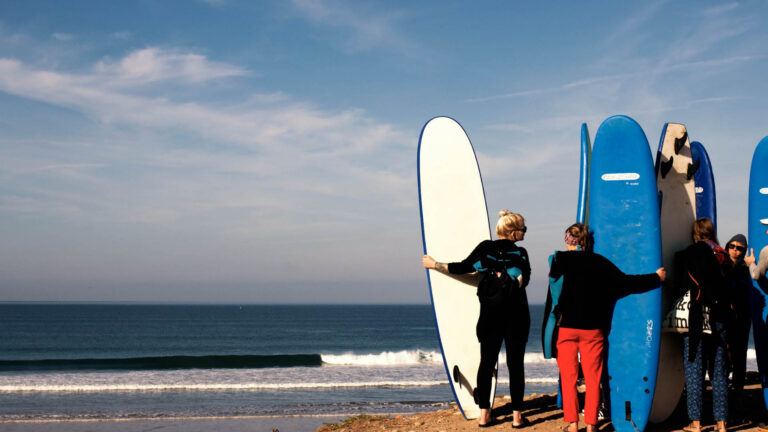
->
[1, 1, 767, 303]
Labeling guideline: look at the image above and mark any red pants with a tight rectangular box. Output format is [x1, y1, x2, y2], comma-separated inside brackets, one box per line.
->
[556, 327, 605, 425]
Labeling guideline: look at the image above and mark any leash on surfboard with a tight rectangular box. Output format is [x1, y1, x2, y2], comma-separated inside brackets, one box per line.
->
[625, 402, 642, 432]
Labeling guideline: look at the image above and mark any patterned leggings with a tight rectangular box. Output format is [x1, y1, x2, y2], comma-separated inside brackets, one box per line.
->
[682, 321, 728, 422]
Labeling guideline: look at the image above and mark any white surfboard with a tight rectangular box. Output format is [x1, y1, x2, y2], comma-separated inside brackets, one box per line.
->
[649, 123, 694, 422]
[418, 116, 494, 419]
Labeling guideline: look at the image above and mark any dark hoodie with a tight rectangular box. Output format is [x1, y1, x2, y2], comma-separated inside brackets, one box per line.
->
[725, 234, 751, 324]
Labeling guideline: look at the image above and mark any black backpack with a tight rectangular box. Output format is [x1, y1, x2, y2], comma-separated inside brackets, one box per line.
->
[477, 249, 520, 306]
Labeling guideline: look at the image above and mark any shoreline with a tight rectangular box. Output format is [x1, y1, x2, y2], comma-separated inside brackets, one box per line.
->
[1, 373, 765, 431]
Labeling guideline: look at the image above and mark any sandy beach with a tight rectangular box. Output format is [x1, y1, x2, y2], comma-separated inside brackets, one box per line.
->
[317, 372, 767, 432]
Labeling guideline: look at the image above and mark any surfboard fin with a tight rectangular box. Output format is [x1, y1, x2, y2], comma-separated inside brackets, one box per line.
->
[659, 156, 674, 179]
[687, 158, 701, 180]
[674, 132, 688, 154]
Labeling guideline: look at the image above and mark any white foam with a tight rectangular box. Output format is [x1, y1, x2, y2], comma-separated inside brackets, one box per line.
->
[0, 380, 445, 394]
[321, 350, 441, 366]
[318, 349, 557, 367]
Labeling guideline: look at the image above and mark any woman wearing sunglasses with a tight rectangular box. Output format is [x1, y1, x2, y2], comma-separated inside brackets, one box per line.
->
[724, 234, 751, 412]
[423, 210, 531, 428]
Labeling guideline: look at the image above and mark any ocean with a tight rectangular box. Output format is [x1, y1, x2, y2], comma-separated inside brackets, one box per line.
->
[0, 303, 756, 422]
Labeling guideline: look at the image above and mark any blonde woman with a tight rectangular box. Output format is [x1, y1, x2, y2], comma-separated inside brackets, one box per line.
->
[423, 210, 531, 428]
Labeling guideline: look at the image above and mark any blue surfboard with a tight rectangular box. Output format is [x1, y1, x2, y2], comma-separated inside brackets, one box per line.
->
[545, 123, 591, 359]
[690, 141, 717, 232]
[748, 136, 768, 410]
[577, 123, 592, 224]
[589, 115, 662, 432]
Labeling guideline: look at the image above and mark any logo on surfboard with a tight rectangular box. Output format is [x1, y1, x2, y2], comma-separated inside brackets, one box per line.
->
[601, 173, 640, 181]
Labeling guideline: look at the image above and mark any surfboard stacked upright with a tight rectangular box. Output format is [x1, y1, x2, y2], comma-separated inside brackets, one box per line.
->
[417, 117, 494, 420]
[417, 116, 768, 429]
[582, 116, 663, 432]
[577, 120, 722, 429]
[749, 136, 768, 411]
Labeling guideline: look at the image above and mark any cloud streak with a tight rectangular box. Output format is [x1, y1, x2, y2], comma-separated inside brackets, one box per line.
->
[0, 48, 413, 230]
[291, 0, 416, 55]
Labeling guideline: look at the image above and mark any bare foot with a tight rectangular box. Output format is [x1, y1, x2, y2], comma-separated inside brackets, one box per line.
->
[478, 408, 492, 427]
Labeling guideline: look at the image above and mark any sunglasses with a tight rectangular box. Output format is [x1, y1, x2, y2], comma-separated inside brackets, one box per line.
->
[728, 244, 746, 252]
[517, 227, 527, 233]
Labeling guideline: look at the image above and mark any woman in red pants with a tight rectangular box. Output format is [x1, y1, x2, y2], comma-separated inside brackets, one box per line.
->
[549, 223, 664, 432]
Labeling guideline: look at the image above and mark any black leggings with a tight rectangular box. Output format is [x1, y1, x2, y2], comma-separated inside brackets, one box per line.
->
[728, 314, 751, 395]
[476, 318, 528, 410]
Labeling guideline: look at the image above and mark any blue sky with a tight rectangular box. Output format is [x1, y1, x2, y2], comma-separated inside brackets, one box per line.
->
[1, 1, 767, 303]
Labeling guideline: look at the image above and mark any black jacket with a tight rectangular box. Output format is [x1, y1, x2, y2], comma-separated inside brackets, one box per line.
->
[548, 250, 661, 330]
[674, 240, 731, 359]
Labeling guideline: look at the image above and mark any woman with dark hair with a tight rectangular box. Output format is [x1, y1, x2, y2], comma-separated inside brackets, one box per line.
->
[549, 223, 664, 432]
[676, 217, 731, 432]
[423, 210, 531, 427]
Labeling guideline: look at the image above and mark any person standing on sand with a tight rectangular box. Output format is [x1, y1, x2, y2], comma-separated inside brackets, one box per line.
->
[548, 223, 664, 432]
[676, 218, 731, 432]
[422, 210, 531, 428]
[724, 233, 751, 414]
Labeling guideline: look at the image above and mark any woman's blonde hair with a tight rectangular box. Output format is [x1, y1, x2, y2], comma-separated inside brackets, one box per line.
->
[692, 217, 718, 244]
[496, 210, 525, 240]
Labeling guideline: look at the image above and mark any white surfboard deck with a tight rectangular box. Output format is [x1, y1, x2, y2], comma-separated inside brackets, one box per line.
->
[649, 123, 694, 422]
[418, 116, 494, 420]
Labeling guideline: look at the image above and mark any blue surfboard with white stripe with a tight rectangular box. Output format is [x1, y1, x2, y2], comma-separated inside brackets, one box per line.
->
[589, 115, 662, 432]
[690, 140, 717, 232]
[748, 136, 768, 410]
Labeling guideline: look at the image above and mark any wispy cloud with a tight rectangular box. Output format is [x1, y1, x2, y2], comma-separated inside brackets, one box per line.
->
[51, 33, 73, 41]
[93, 47, 248, 86]
[467, 73, 638, 103]
[0, 53, 392, 155]
[111, 31, 133, 40]
[468, 54, 760, 104]
[604, 0, 670, 46]
[291, 0, 416, 54]
[703, 2, 739, 16]
[0, 48, 412, 230]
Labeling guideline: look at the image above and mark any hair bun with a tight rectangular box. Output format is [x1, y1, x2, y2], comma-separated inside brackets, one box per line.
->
[499, 209, 511, 218]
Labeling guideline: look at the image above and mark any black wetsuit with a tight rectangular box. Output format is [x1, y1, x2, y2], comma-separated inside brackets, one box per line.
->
[448, 239, 531, 410]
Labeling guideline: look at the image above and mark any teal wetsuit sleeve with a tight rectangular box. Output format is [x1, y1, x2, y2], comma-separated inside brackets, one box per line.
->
[519, 247, 531, 289]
